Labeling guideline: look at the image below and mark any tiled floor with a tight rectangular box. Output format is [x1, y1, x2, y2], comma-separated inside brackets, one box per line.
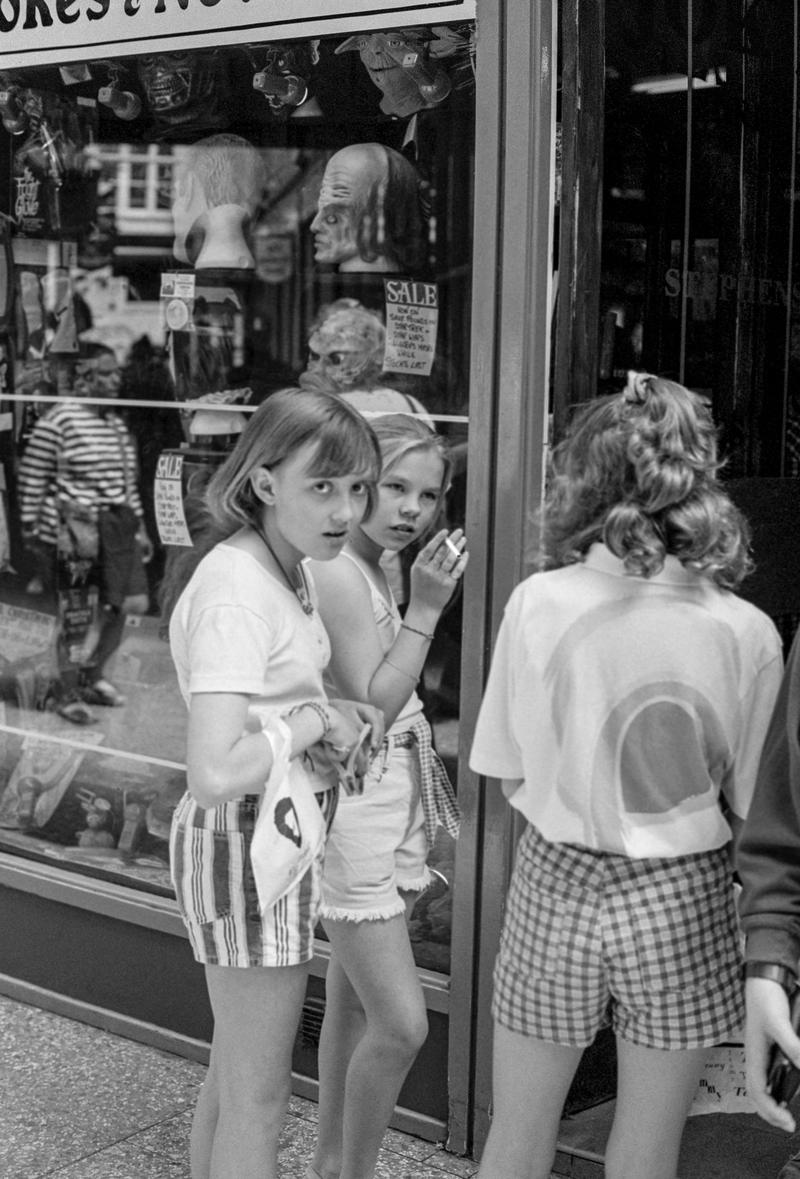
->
[0, 994, 478, 1179]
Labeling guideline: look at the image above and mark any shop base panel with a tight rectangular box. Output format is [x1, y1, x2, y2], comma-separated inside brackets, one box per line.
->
[554, 1098, 800, 1178]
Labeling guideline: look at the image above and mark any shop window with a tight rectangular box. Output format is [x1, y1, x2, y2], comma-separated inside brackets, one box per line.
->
[0, 24, 476, 976]
[600, 0, 800, 645]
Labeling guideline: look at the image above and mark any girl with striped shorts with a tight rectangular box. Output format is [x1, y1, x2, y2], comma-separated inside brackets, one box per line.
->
[162, 389, 383, 1179]
[470, 373, 784, 1179]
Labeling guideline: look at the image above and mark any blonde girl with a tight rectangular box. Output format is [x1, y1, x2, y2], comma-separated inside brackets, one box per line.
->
[307, 413, 467, 1179]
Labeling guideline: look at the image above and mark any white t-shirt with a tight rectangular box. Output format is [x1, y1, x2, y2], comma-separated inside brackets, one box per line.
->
[170, 543, 334, 791]
[470, 543, 783, 858]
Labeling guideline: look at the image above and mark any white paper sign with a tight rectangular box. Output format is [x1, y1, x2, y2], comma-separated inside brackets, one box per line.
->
[689, 1043, 755, 1117]
[383, 279, 439, 377]
[0, 602, 57, 664]
[154, 451, 192, 548]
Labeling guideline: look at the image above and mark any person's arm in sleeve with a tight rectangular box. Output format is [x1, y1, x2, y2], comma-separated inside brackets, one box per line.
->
[120, 425, 152, 561]
[18, 415, 59, 538]
[738, 632, 800, 1130]
[724, 631, 784, 844]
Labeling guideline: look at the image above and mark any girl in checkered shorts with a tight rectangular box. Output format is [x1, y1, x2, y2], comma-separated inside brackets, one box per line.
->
[163, 389, 383, 1179]
[470, 373, 783, 1179]
[306, 414, 467, 1179]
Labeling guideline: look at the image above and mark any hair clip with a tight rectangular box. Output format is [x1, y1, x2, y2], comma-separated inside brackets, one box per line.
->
[622, 370, 656, 404]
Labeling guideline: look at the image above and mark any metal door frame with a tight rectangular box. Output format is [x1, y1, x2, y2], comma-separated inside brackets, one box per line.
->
[447, 0, 557, 1158]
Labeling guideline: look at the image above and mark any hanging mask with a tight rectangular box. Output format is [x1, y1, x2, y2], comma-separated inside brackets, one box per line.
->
[334, 28, 451, 118]
[136, 50, 230, 140]
[252, 42, 314, 119]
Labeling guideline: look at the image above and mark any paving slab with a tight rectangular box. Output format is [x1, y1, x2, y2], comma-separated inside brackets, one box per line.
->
[0, 994, 478, 1178]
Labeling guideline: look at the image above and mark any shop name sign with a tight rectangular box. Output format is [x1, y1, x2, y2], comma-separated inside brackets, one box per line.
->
[0, 0, 475, 68]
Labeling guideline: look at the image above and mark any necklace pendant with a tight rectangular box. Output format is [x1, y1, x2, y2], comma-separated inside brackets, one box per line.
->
[300, 595, 314, 616]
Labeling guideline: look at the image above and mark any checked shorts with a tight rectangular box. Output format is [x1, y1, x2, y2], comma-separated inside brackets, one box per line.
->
[492, 823, 744, 1050]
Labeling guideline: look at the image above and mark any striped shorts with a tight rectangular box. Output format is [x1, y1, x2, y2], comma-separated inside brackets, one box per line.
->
[170, 787, 337, 968]
[493, 824, 744, 1050]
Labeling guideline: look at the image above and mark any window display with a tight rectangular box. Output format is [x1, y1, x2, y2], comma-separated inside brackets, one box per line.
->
[0, 21, 475, 976]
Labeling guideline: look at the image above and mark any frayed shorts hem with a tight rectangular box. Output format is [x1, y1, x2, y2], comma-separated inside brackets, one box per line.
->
[319, 897, 408, 923]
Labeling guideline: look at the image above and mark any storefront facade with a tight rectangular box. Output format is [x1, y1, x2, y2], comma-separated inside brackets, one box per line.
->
[0, 1, 797, 1172]
[0, 0, 556, 1163]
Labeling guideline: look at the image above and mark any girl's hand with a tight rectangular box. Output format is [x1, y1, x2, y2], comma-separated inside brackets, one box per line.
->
[327, 699, 385, 757]
[409, 528, 469, 614]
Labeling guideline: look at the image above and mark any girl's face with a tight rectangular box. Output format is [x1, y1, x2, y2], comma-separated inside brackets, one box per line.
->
[363, 446, 445, 552]
[266, 440, 371, 563]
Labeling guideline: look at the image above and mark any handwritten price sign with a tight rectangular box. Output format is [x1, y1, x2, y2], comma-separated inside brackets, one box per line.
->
[689, 1043, 755, 1117]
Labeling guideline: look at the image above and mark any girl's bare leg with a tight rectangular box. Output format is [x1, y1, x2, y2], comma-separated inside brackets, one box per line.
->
[476, 1023, 583, 1179]
[197, 962, 309, 1179]
[311, 909, 428, 1179]
[605, 1039, 707, 1179]
[190, 1047, 218, 1179]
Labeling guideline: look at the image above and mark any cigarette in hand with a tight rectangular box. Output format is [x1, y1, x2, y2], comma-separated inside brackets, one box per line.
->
[445, 536, 462, 558]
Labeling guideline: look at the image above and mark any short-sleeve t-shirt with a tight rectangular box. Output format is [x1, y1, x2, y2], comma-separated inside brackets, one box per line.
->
[470, 543, 783, 858]
[170, 543, 333, 791]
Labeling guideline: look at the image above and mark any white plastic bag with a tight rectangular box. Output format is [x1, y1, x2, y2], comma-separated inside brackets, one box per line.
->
[250, 716, 326, 914]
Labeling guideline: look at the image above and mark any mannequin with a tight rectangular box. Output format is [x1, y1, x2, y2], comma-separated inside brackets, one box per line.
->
[171, 133, 266, 270]
[310, 143, 425, 273]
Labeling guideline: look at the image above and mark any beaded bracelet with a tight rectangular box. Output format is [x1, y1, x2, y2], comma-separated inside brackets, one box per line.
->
[383, 656, 420, 684]
[400, 622, 435, 641]
[289, 700, 332, 740]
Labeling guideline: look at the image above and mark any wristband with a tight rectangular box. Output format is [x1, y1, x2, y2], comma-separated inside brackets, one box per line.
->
[745, 962, 798, 994]
[400, 622, 435, 641]
[288, 700, 332, 741]
[383, 656, 420, 684]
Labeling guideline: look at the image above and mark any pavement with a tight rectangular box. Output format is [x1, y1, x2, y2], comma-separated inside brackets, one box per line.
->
[0, 994, 480, 1179]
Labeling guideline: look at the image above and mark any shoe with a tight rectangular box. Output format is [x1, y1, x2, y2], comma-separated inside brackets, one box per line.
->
[58, 700, 98, 726]
[82, 678, 126, 707]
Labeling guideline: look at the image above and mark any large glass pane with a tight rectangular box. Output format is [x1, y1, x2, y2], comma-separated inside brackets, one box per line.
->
[0, 26, 476, 974]
[602, 1, 800, 650]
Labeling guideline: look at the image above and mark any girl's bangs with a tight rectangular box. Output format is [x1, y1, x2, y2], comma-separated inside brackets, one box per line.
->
[303, 415, 379, 480]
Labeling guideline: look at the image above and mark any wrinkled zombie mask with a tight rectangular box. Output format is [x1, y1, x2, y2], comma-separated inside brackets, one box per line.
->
[310, 142, 423, 272]
[301, 300, 385, 393]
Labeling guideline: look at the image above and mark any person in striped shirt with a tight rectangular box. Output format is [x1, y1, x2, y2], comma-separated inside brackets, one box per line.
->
[18, 345, 152, 723]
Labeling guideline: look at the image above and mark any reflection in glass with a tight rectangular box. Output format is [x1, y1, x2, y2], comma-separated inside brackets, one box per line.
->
[0, 28, 475, 976]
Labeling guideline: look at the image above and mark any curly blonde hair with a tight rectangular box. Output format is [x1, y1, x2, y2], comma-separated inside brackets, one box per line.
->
[541, 372, 752, 589]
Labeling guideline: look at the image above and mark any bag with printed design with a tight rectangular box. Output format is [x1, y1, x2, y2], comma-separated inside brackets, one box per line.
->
[249, 716, 326, 913]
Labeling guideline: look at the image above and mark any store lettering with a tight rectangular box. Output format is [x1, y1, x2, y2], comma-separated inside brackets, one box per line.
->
[0, 0, 241, 34]
[155, 452, 183, 479]
[385, 280, 438, 307]
[665, 267, 800, 309]
[14, 167, 40, 220]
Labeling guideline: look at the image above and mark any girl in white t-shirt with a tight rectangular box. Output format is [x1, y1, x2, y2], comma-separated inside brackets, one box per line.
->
[470, 373, 783, 1179]
[164, 388, 383, 1179]
[306, 414, 468, 1179]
